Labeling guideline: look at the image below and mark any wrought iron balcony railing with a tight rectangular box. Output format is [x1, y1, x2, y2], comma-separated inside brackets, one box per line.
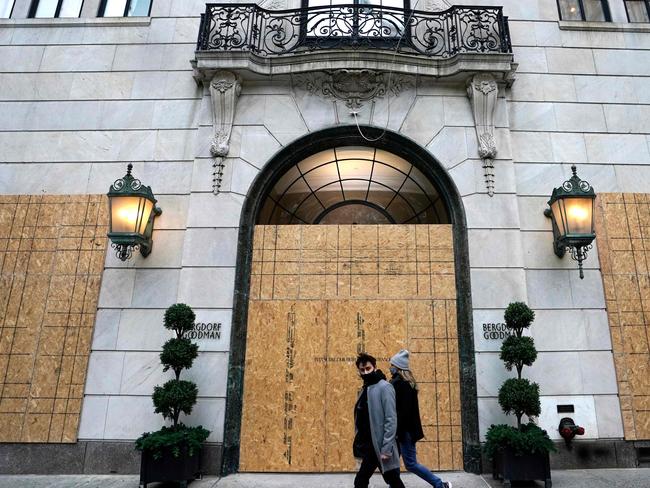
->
[197, 3, 512, 58]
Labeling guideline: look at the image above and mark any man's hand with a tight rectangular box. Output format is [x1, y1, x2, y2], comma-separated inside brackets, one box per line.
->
[380, 453, 391, 461]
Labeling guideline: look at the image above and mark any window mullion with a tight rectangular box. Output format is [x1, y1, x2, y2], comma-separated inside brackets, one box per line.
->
[54, 0, 63, 17]
[124, 0, 131, 16]
[602, 0, 612, 21]
[577, 0, 586, 20]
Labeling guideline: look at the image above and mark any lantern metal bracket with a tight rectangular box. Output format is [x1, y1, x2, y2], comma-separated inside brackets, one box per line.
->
[139, 205, 163, 258]
[544, 207, 567, 259]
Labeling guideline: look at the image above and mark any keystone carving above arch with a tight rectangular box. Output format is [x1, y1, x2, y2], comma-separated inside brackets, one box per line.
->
[292, 69, 414, 112]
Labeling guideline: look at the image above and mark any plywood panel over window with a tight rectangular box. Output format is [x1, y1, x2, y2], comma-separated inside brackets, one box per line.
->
[241, 224, 462, 472]
[0, 195, 108, 443]
[596, 193, 650, 440]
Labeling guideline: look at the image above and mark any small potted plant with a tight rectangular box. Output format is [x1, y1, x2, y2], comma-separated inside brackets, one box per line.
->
[135, 303, 210, 488]
[484, 301, 555, 488]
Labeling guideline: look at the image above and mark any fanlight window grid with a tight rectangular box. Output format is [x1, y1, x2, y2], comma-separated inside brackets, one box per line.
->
[259, 147, 449, 225]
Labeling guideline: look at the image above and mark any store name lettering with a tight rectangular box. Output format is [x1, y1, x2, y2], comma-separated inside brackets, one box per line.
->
[188, 322, 222, 340]
[482, 323, 513, 341]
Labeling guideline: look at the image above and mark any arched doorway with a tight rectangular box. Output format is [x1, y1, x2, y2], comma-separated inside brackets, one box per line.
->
[221, 126, 479, 475]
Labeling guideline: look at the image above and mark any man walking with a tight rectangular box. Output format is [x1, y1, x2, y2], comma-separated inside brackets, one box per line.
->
[353, 352, 405, 488]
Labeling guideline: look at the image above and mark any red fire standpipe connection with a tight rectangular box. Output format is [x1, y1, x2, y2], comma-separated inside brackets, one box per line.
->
[558, 417, 585, 448]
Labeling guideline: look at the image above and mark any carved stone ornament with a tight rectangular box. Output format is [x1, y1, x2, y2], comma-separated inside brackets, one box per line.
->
[208, 70, 241, 193]
[209, 70, 242, 158]
[293, 69, 414, 111]
[467, 73, 498, 197]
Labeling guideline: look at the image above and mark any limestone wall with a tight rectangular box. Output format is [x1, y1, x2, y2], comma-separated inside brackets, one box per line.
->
[0, 0, 649, 449]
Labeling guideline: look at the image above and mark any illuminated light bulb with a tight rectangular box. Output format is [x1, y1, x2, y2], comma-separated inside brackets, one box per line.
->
[570, 7, 576, 13]
[568, 205, 588, 221]
[118, 207, 138, 225]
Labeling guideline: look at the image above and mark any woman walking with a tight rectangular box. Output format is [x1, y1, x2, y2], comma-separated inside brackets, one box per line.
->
[389, 349, 452, 488]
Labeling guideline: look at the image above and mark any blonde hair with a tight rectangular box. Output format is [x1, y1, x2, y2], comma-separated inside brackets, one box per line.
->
[397, 368, 418, 390]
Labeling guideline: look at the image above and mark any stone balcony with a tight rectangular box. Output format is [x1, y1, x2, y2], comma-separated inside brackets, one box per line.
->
[192, 3, 516, 83]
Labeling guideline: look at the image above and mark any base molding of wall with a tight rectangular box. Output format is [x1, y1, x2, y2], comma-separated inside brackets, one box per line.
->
[0, 441, 223, 475]
[0, 439, 641, 475]
[481, 440, 639, 473]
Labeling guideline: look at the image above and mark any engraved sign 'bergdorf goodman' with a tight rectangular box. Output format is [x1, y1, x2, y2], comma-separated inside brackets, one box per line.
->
[187, 322, 222, 340]
[482, 322, 514, 341]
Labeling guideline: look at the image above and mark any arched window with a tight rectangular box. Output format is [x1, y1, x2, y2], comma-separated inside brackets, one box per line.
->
[258, 146, 450, 225]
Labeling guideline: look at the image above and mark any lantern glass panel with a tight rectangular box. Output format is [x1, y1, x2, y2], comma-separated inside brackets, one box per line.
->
[550, 199, 567, 236]
[563, 197, 593, 235]
[110, 196, 154, 235]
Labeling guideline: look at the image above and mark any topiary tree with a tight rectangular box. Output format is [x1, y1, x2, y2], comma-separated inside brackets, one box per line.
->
[498, 302, 540, 428]
[136, 304, 209, 459]
[485, 301, 554, 459]
[154, 304, 200, 426]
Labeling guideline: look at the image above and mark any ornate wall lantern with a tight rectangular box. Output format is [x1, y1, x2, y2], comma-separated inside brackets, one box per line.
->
[107, 164, 162, 261]
[544, 165, 596, 279]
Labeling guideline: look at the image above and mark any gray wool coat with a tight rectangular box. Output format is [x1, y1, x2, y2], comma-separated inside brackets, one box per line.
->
[354, 379, 401, 473]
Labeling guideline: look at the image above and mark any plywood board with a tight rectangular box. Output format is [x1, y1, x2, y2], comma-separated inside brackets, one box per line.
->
[0, 195, 107, 443]
[242, 225, 463, 471]
[596, 194, 650, 440]
[240, 301, 328, 471]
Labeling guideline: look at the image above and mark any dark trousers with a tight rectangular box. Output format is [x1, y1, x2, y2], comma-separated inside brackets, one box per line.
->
[354, 448, 405, 488]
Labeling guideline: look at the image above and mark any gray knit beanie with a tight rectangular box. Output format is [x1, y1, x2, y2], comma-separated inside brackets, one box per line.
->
[390, 349, 410, 371]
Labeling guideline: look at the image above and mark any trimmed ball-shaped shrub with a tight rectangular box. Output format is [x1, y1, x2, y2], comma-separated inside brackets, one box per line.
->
[504, 301, 535, 336]
[498, 378, 541, 428]
[500, 336, 538, 377]
[161, 338, 199, 379]
[153, 379, 199, 424]
[164, 303, 196, 336]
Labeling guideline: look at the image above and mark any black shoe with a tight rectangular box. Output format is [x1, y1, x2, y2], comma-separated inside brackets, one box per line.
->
[442, 483, 453, 488]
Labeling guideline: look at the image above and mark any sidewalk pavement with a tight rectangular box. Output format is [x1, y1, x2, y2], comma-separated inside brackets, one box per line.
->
[0, 469, 648, 488]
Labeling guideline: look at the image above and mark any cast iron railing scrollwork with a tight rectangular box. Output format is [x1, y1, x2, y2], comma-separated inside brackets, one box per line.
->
[197, 3, 512, 58]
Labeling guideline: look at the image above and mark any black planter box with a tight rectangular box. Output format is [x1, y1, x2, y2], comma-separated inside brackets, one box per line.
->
[139, 445, 202, 488]
[492, 446, 552, 488]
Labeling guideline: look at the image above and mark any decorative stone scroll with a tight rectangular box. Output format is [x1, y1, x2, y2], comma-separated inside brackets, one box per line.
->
[467, 73, 498, 197]
[209, 70, 241, 193]
[293, 69, 414, 112]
